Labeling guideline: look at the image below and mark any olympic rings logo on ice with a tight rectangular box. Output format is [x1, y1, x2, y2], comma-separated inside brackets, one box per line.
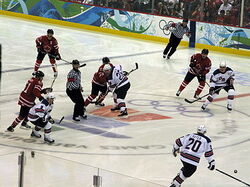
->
[128, 99, 214, 118]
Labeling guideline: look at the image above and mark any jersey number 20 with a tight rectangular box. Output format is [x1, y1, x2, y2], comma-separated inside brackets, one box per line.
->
[185, 138, 202, 152]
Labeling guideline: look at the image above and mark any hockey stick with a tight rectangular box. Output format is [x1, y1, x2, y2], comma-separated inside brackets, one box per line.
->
[50, 77, 57, 88]
[94, 63, 139, 104]
[55, 116, 64, 125]
[184, 86, 224, 104]
[216, 169, 250, 186]
[45, 52, 86, 68]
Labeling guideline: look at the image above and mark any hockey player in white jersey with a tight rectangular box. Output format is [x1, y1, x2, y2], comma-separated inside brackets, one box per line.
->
[170, 125, 215, 187]
[201, 62, 235, 111]
[28, 93, 56, 143]
[103, 64, 130, 116]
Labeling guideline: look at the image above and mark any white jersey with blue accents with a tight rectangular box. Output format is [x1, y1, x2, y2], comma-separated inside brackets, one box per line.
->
[108, 65, 129, 89]
[210, 67, 234, 87]
[28, 99, 53, 121]
[174, 133, 214, 166]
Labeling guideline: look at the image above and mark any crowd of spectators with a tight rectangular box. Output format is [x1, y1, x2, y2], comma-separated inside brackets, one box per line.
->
[64, 0, 250, 27]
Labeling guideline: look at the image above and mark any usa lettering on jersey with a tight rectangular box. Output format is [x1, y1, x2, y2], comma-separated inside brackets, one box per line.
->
[174, 133, 214, 166]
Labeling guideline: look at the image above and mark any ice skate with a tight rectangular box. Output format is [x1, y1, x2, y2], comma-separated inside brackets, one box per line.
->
[73, 116, 80, 121]
[6, 126, 14, 132]
[110, 106, 120, 111]
[80, 114, 87, 119]
[118, 109, 128, 117]
[44, 137, 55, 143]
[176, 90, 181, 97]
[95, 102, 105, 107]
[201, 104, 206, 110]
[20, 121, 31, 129]
[31, 131, 41, 138]
[194, 94, 200, 99]
[227, 104, 232, 111]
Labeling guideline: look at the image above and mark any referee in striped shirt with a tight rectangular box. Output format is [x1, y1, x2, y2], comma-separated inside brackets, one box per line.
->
[163, 19, 190, 59]
[66, 60, 87, 121]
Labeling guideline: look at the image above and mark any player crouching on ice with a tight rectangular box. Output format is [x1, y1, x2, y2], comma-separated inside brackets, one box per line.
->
[201, 62, 235, 111]
[103, 64, 130, 116]
[28, 93, 56, 143]
[170, 125, 215, 187]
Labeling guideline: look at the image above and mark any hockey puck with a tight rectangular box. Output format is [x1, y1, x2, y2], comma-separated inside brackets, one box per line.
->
[31, 151, 35, 158]
[234, 170, 238, 173]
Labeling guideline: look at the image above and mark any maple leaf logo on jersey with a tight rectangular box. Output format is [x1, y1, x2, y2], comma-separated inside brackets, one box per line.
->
[44, 45, 51, 53]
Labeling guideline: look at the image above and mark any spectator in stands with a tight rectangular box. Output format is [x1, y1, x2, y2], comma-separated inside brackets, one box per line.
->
[218, 0, 232, 15]
[217, 10, 226, 23]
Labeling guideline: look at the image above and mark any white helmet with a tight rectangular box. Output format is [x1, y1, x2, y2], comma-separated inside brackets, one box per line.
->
[103, 64, 112, 72]
[46, 93, 55, 99]
[197, 125, 207, 134]
[219, 61, 227, 68]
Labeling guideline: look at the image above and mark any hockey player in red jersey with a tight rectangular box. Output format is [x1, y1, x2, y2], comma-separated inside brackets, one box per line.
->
[7, 71, 52, 132]
[98, 57, 114, 72]
[85, 57, 114, 107]
[34, 29, 61, 77]
[170, 125, 215, 187]
[176, 49, 211, 98]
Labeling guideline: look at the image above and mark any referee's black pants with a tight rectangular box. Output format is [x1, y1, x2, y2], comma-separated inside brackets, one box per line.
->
[163, 33, 182, 57]
[66, 88, 85, 118]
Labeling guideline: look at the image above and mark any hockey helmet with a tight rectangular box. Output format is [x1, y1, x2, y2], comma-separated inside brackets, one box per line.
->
[46, 93, 56, 100]
[182, 19, 189, 23]
[72, 59, 80, 65]
[219, 61, 227, 68]
[201, 49, 209, 55]
[103, 64, 112, 72]
[102, 57, 110, 64]
[197, 125, 207, 134]
[34, 71, 44, 78]
[47, 29, 54, 35]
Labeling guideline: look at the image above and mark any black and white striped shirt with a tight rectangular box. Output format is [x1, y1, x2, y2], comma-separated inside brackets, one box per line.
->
[66, 68, 81, 90]
[168, 22, 190, 39]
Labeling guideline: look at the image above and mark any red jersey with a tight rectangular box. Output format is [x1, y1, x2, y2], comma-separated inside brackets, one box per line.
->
[36, 35, 59, 54]
[98, 63, 114, 72]
[189, 53, 211, 75]
[92, 71, 107, 86]
[18, 78, 43, 107]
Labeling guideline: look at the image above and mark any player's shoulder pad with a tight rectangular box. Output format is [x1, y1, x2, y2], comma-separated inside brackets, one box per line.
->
[226, 67, 233, 72]
[41, 99, 49, 106]
[198, 133, 211, 143]
[213, 69, 221, 76]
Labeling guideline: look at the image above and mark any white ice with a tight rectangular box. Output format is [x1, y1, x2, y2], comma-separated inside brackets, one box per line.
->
[0, 15, 250, 187]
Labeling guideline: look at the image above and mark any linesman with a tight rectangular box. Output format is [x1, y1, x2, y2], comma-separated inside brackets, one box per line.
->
[66, 60, 87, 121]
[163, 19, 190, 59]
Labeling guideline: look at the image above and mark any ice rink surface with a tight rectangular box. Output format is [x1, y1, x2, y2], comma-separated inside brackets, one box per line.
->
[0, 15, 250, 187]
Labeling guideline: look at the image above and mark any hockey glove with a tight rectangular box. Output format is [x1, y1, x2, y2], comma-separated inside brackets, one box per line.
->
[229, 78, 234, 86]
[209, 87, 215, 95]
[189, 63, 195, 68]
[123, 71, 129, 76]
[42, 114, 51, 122]
[172, 147, 179, 157]
[208, 160, 215, 170]
[41, 88, 53, 94]
[48, 117, 55, 124]
[37, 47, 42, 53]
[108, 86, 115, 93]
[38, 96, 45, 101]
